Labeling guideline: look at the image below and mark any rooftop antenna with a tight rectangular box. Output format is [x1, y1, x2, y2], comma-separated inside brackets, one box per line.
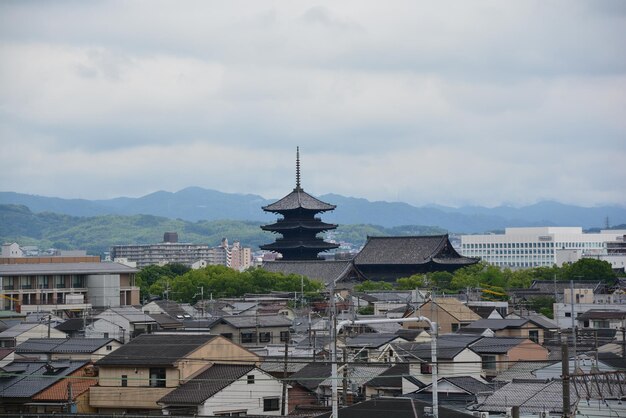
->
[296, 146, 301, 189]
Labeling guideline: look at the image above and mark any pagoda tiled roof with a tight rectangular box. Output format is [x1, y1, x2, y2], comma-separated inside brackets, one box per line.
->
[354, 235, 477, 266]
[260, 240, 339, 251]
[261, 218, 337, 231]
[262, 187, 336, 212]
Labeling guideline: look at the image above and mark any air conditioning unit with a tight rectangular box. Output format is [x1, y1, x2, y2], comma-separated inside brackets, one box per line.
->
[538, 412, 548, 418]
[473, 412, 488, 418]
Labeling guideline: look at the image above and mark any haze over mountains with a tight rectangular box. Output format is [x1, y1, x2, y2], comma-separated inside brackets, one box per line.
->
[1, 187, 624, 233]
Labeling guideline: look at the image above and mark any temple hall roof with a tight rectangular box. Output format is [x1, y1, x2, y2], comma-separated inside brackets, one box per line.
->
[262, 187, 336, 212]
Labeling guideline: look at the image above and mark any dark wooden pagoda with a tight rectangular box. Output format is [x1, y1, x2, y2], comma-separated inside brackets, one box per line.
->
[260, 148, 339, 260]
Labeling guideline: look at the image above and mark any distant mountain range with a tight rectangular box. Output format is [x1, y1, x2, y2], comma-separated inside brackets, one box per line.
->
[1, 187, 624, 233]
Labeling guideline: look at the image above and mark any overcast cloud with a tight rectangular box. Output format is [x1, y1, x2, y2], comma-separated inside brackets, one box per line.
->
[0, 1, 624, 207]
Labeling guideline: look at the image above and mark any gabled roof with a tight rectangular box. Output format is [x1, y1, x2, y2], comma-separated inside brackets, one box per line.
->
[315, 396, 475, 418]
[158, 364, 256, 406]
[319, 364, 389, 389]
[365, 362, 409, 389]
[354, 235, 477, 266]
[469, 337, 533, 354]
[462, 318, 531, 331]
[392, 339, 472, 361]
[32, 364, 98, 401]
[345, 333, 407, 349]
[262, 187, 336, 212]
[475, 379, 574, 414]
[151, 300, 191, 318]
[578, 309, 626, 320]
[217, 315, 292, 329]
[17, 338, 116, 354]
[96, 334, 217, 367]
[262, 260, 364, 285]
[417, 376, 494, 396]
[55, 318, 92, 332]
[0, 360, 88, 399]
[150, 313, 184, 328]
[415, 298, 481, 322]
[289, 362, 332, 391]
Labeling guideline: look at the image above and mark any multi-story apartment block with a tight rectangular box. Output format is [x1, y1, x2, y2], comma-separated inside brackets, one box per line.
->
[111, 234, 252, 270]
[460, 227, 626, 268]
[0, 260, 140, 317]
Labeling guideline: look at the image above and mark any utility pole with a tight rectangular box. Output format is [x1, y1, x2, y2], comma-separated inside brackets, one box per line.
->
[561, 336, 570, 418]
[47, 314, 51, 338]
[342, 348, 348, 406]
[280, 339, 288, 415]
[570, 280, 578, 371]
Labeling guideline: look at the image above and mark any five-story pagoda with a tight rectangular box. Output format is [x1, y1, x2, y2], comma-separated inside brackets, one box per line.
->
[260, 148, 339, 260]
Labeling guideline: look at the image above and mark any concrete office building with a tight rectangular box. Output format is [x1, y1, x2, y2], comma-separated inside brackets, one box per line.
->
[460, 227, 626, 268]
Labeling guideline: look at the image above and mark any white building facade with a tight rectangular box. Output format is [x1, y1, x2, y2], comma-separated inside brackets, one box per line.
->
[460, 227, 626, 269]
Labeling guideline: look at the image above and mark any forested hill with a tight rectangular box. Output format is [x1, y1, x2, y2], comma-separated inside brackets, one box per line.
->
[2, 188, 625, 231]
[0, 204, 446, 256]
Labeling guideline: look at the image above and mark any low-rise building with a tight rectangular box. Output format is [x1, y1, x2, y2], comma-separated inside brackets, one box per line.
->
[90, 334, 260, 414]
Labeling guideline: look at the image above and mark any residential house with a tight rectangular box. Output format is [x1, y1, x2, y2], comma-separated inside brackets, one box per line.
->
[363, 362, 410, 399]
[0, 323, 66, 348]
[209, 315, 292, 347]
[344, 333, 409, 363]
[473, 379, 575, 416]
[577, 309, 626, 330]
[461, 318, 551, 344]
[55, 318, 93, 338]
[288, 362, 333, 411]
[391, 336, 483, 390]
[142, 299, 195, 320]
[0, 360, 94, 414]
[15, 337, 121, 362]
[315, 396, 475, 418]
[403, 297, 481, 334]
[90, 334, 261, 414]
[84, 306, 157, 343]
[158, 364, 285, 416]
[468, 337, 549, 378]
[31, 363, 99, 414]
[317, 364, 389, 406]
[409, 376, 495, 406]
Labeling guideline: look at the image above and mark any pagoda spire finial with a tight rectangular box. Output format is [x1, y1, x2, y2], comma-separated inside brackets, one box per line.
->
[296, 146, 301, 189]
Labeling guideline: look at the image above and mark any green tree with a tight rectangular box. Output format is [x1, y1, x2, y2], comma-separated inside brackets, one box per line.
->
[354, 280, 393, 292]
[528, 296, 556, 319]
[429, 271, 454, 290]
[561, 258, 616, 282]
[395, 274, 426, 290]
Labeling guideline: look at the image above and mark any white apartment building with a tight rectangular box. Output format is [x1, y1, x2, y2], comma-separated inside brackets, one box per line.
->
[460, 227, 626, 268]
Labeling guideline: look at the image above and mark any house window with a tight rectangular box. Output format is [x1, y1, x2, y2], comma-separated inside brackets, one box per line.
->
[241, 332, 256, 344]
[149, 367, 166, 387]
[451, 323, 460, 332]
[106, 345, 113, 351]
[103, 333, 109, 338]
[121, 375, 128, 387]
[259, 332, 271, 343]
[263, 397, 280, 411]
[482, 355, 497, 371]
[280, 331, 290, 342]
[565, 312, 571, 318]
[528, 330, 539, 343]
[221, 333, 233, 340]
[247, 375, 255, 384]
[420, 362, 432, 374]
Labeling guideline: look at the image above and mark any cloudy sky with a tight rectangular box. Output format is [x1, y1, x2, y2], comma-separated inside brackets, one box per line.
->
[1, 1, 624, 208]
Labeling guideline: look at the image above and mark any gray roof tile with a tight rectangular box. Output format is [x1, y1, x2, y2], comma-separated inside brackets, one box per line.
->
[96, 334, 217, 366]
[159, 364, 256, 405]
[262, 188, 335, 212]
